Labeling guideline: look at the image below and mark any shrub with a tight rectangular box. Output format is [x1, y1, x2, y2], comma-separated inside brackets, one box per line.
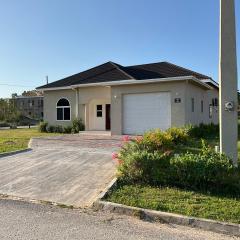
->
[54, 125, 64, 133]
[127, 128, 189, 153]
[64, 125, 72, 134]
[188, 123, 219, 139]
[115, 128, 239, 196]
[116, 129, 177, 185]
[141, 129, 174, 151]
[72, 118, 85, 133]
[0, 122, 10, 128]
[46, 125, 56, 133]
[116, 128, 188, 184]
[117, 149, 172, 185]
[166, 127, 189, 144]
[39, 121, 48, 132]
[9, 124, 17, 129]
[170, 141, 240, 195]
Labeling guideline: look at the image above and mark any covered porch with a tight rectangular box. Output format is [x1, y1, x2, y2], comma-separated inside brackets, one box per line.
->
[84, 100, 111, 131]
[75, 86, 112, 132]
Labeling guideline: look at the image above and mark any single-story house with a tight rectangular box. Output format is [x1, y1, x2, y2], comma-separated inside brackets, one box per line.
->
[36, 61, 219, 135]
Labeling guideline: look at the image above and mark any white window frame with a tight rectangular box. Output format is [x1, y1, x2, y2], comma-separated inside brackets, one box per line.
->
[209, 104, 213, 119]
[96, 104, 103, 118]
[191, 98, 195, 112]
[56, 98, 71, 121]
[201, 100, 204, 113]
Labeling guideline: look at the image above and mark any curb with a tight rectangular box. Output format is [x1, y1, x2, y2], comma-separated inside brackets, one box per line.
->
[95, 178, 118, 202]
[93, 200, 240, 237]
[0, 193, 79, 210]
[0, 138, 33, 159]
[28, 138, 33, 148]
[0, 148, 32, 158]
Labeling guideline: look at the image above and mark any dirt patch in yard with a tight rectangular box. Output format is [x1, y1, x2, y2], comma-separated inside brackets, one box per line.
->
[3, 141, 17, 145]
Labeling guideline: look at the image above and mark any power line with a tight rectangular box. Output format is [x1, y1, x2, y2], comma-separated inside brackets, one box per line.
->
[0, 83, 36, 88]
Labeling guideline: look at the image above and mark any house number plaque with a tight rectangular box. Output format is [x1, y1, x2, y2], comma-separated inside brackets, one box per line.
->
[174, 98, 181, 103]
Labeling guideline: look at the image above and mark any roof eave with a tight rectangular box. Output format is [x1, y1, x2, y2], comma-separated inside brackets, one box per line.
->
[37, 76, 212, 91]
[201, 79, 219, 89]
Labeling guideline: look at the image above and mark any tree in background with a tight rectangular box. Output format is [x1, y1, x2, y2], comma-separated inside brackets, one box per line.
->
[0, 98, 21, 123]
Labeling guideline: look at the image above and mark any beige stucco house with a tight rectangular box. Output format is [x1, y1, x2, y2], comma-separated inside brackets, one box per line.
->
[37, 61, 219, 135]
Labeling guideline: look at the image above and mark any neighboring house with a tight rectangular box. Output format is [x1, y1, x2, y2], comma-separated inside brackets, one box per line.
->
[36, 61, 219, 135]
[12, 93, 44, 120]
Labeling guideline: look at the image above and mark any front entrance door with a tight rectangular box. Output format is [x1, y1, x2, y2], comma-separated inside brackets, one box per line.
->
[105, 104, 111, 130]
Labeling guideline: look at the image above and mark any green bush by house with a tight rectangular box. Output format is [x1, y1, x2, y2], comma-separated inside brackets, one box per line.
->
[114, 126, 240, 196]
[38, 119, 85, 134]
[72, 118, 85, 133]
[116, 128, 183, 185]
[63, 125, 73, 134]
[39, 121, 48, 132]
[187, 123, 219, 139]
[170, 141, 240, 195]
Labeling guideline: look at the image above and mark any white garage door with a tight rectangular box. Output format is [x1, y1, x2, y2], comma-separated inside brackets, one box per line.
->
[123, 92, 171, 135]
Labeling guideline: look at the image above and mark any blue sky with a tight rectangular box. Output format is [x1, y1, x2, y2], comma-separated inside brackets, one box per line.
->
[0, 0, 239, 98]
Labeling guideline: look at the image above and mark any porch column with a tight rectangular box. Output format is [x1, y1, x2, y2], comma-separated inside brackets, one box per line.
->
[84, 104, 89, 130]
[74, 88, 79, 119]
[219, 0, 238, 166]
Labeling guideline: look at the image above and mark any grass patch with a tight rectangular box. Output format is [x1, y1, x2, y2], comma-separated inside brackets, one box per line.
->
[0, 128, 60, 153]
[106, 184, 240, 224]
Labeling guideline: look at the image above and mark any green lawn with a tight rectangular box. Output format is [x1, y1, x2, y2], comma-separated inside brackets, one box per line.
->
[106, 130, 240, 225]
[0, 128, 60, 153]
[106, 184, 240, 224]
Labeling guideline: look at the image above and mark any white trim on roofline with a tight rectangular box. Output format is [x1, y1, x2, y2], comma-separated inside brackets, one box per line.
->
[37, 76, 212, 91]
[201, 79, 219, 88]
[37, 86, 73, 91]
[13, 95, 44, 99]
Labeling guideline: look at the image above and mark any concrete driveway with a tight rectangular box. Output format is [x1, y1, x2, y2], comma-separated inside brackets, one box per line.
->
[0, 134, 121, 207]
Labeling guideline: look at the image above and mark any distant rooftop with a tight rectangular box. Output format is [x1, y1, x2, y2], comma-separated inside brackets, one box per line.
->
[12, 90, 43, 99]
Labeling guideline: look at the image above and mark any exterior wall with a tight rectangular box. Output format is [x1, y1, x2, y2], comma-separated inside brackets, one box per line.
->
[43, 86, 111, 128]
[44, 89, 76, 126]
[185, 82, 219, 125]
[111, 81, 186, 135]
[205, 88, 219, 124]
[43, 81, 218, 134]
[13, 96, 44, 120]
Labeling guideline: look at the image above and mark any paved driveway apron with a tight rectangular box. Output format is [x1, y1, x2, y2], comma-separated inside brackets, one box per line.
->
[0, 135, 121, 207]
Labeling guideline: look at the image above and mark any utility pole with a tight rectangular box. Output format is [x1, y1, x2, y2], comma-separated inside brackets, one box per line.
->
[219, 0, 238, 166]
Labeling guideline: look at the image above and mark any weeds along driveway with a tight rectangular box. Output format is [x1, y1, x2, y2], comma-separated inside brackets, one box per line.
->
[0, 134, 121, 207]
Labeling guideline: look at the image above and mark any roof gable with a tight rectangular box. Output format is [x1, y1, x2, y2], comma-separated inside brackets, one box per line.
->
[37, 61, 133, 89]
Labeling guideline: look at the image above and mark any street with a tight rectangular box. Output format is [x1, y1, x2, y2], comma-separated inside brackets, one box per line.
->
[0, 199, 237, 240]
